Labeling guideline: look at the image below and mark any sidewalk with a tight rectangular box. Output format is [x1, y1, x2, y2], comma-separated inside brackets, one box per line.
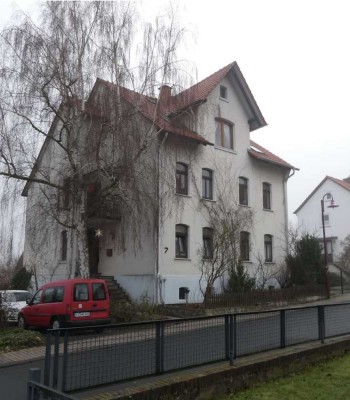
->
[1, 291, 350, 369]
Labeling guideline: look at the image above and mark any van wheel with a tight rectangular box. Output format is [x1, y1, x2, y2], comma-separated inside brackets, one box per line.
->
[51, 318, 61, 330]
[18, 314, 27, 330]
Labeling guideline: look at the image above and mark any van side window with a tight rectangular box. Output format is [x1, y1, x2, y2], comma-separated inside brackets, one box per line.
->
[54, 287, 64, 302]
[32, 289, 43, 305]
[42, 287, 55, 303]
[74, 284, 89, 301]
[92, 283, 106, 300]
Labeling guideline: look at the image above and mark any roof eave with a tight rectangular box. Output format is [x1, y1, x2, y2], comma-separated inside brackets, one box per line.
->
[248, 149, 295, 170]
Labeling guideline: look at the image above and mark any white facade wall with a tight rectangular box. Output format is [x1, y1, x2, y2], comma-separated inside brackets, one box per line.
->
[156, 77, 290, 303]
[295, 179, 347, 261]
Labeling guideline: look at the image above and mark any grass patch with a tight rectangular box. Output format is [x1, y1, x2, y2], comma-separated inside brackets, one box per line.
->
[0, 328, 44, 353]
[222, 353, 350, 400]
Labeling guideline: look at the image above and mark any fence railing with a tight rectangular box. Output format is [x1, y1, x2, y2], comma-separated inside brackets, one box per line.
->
[42, 301, 350, 393]
[27, 368, 78, 400]
[204, 285, 327, 309]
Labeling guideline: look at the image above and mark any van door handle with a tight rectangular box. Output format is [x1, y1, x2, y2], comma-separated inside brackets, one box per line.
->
[92, 303, 97, 307]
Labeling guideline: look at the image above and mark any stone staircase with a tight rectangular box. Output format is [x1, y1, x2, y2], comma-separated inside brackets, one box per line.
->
[99, 275, 131, 303]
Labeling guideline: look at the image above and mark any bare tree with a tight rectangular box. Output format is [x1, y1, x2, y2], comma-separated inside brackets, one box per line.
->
[0, 1, 193, 280]
[195, 162, 254, 295]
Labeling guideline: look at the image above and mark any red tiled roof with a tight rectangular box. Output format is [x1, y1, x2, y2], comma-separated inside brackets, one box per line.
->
[167, 62, 236, 113]
[294, 175, 350, 214]
[248, 140, 296, 170]
[90, 78, 212, 145]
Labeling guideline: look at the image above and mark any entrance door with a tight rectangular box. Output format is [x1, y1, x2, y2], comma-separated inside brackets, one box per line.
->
[87, 228, 100, 276]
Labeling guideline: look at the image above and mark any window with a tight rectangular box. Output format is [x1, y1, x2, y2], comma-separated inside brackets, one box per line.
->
[202, 169, 213, 199]
[74, 283, 89, 301]
[263, 182, 271, 210]
[175, 224, 188, 258]
[240, 231, 250, 261]
[176, 163, 188, 195]
[203, 228, 214, 259]
[215, 118, 233, 150]
[264, 234, 273, 262]
[179, 287, 190, 300]
[61, 230, 68, 261]
[239, 177, 248, 206]
[42, 287, 55, 303]
[220, 85, 227, 99]
[93, 283, 106, 300]
[59, 178, 71, 210]
[31, 290, 43, 305]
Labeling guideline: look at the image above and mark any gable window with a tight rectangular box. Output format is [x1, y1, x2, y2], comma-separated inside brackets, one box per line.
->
[61, 230, 68, 262]
[202, 169, 213, 199]
[58, 178, 71, 210]
[263, 182, 271, 210]
[215, 118, 233, 150]
[220, 85, 227, 99]
[264, 234, 273, 262]
[176, 224, 188, 258]
[240, 231, 250, 261]
[203, 227, 214, 259]
[239, 177, 248, 206]
[176, 163, 188, 195]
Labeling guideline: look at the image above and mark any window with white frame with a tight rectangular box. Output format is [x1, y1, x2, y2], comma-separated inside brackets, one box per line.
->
[264, 234, 273, 262]
[240, 231, 250, 261]
[176, 163, 188, 195]
[215, 118, 234, 150]
[202, 169, 213, 199]
[175, 224, 188, 258]
[220, 85, 227, 99]
[239, 177, 248, 206]
[263, 182, 271, 210]
[203, 227, 214, 259]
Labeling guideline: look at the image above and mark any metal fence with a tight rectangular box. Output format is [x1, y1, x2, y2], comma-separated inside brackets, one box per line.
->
[43, 302, 350, 393]
[204, 285, 327, 308]
[27, 369, 78, 400]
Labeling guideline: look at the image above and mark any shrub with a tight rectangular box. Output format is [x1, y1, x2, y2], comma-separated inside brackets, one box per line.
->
[0, 328, 44, 352]
[111, 295, 164, 323]
[10, 267, 32, 290]
[226, 259, 256, 293]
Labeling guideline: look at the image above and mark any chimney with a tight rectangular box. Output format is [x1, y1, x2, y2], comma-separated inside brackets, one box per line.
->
[158, 84, 172, 105]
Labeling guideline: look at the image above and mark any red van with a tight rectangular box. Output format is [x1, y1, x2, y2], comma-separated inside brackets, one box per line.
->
[18, 278, 111, 330]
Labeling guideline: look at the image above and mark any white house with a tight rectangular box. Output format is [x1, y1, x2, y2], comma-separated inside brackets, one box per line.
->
[22, 62, 296, 303]
[294, 176, 348, 265]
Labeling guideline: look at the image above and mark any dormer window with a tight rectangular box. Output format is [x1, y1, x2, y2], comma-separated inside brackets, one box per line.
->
[220, 85, 227, 99]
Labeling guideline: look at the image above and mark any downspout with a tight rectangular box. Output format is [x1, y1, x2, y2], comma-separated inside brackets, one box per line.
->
[156, 132, 168, 304]
[284, 168, 296, 254]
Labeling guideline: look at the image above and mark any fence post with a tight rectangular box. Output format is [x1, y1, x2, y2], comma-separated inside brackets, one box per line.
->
[318, 305, 325, 344]
[280, 310, 286, 348]
[230, 314, 236, 365]
[44, 331, 51, 387]
[225, 315, 230, 360]
[61, 329, 69, 392]
[52, 330, 60, 389]
[156, 321, 164, 374]
[27, 368, 41, 400]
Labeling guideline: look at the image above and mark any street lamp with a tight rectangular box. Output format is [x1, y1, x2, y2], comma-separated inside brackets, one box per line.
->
[321, 193, 339, 298]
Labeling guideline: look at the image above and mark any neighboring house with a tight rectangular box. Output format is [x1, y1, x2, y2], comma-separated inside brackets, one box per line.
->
[294, 176, 348, 265]
[22, 61, 296, 304]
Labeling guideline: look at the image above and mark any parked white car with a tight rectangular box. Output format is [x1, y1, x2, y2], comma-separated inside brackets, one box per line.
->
[0, 290, 32, 323]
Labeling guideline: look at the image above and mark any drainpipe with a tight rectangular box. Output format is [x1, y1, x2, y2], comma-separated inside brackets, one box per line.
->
[284, 168, 296, 254]
[156, 132, 168, 304]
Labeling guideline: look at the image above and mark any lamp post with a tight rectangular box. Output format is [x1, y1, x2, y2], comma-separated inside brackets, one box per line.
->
[321, 193, 339, 298]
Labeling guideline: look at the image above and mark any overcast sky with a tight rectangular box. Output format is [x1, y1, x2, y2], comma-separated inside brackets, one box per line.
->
[2, 0, 350, 223]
